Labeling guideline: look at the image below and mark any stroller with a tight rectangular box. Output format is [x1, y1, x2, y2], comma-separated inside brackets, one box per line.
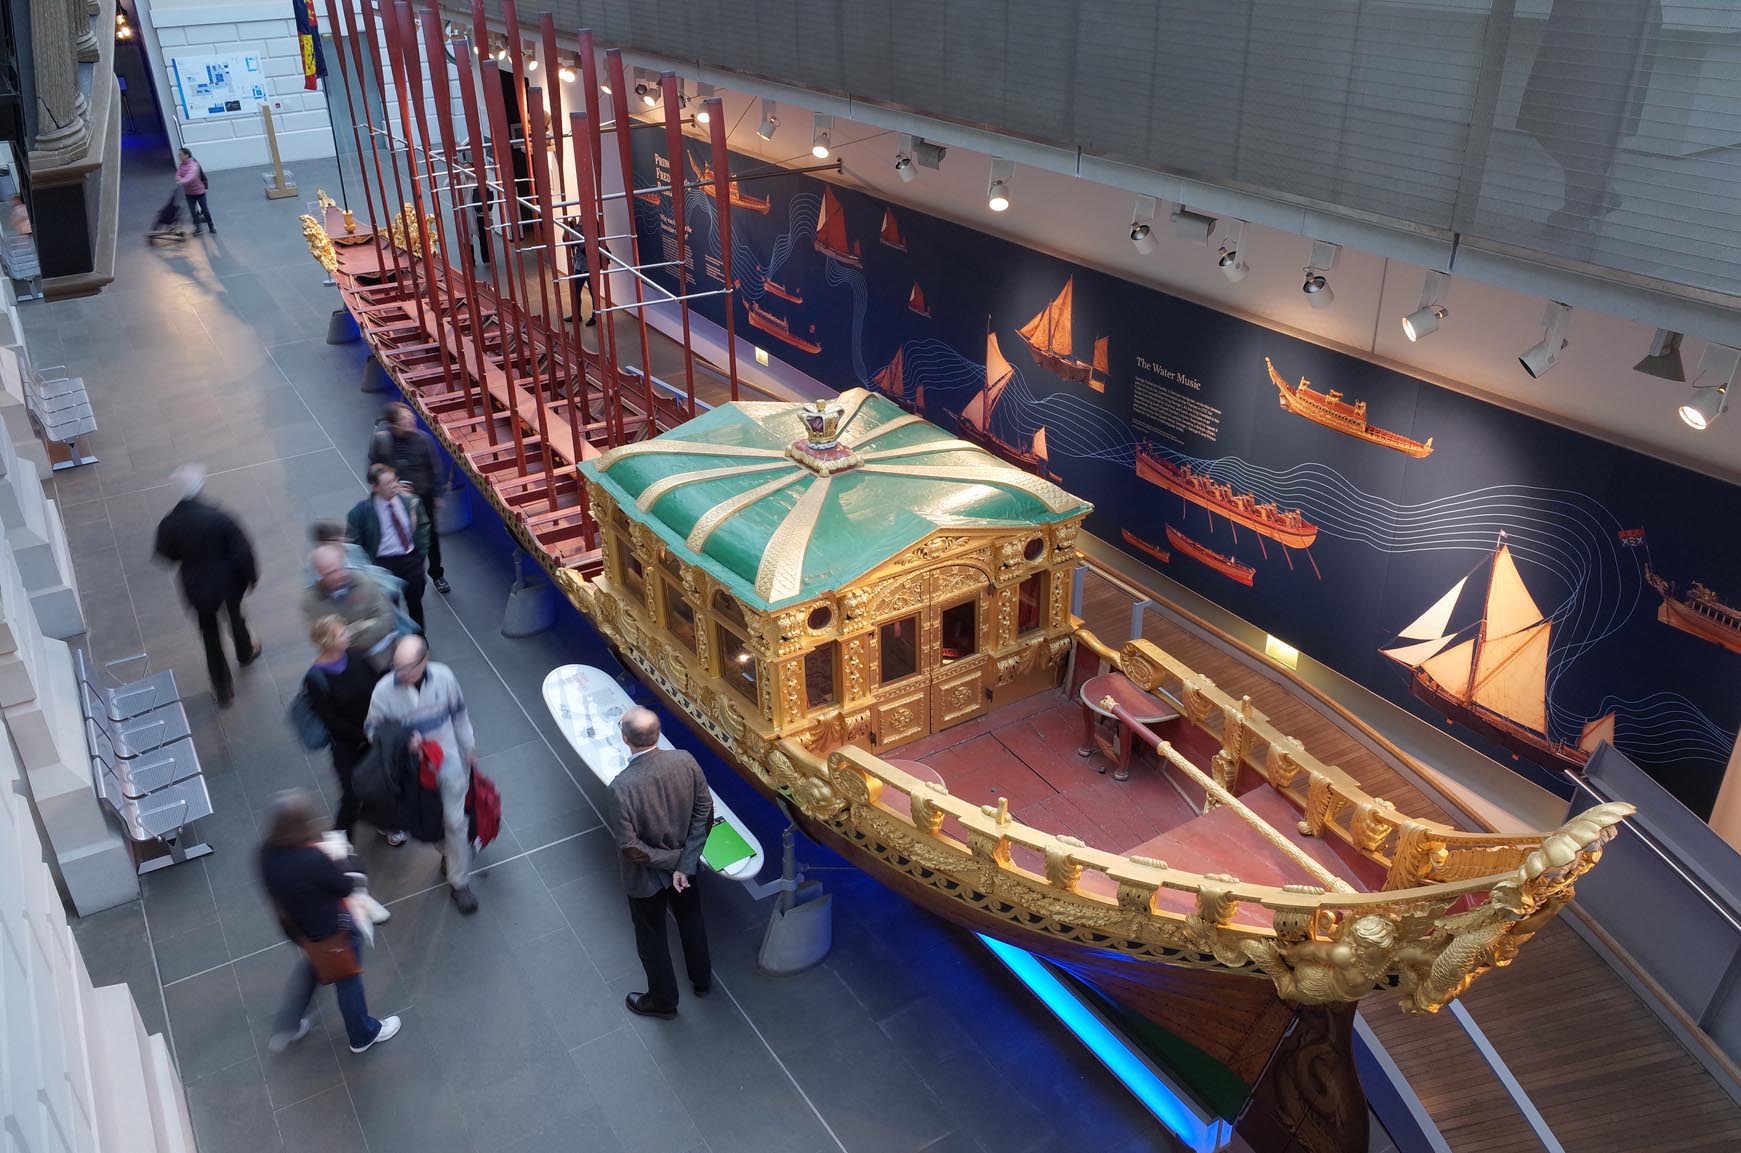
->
[145, 191, 186, 244]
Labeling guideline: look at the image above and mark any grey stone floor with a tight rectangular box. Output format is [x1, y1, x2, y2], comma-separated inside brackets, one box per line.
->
[33, 136, 1179, 1153]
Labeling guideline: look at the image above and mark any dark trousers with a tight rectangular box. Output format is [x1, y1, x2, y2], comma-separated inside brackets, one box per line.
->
[186, 193, 213, 231]
[330, 741, 367, 833]
[417, 491, 444, 579]
[376, 551, 426, 631]
[628, 881, 711, 1011]
[274, 927, 380, 1050]
[196, 593, 252, 699]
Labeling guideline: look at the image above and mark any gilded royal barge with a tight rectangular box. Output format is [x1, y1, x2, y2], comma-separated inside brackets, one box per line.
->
[1267, 358, 1434, 458]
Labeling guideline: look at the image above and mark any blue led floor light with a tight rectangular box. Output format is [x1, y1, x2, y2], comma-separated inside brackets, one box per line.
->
[977, 934, 1233, 1153]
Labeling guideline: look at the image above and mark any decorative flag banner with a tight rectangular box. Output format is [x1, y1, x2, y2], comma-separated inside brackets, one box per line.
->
[295, 0, 327, 91]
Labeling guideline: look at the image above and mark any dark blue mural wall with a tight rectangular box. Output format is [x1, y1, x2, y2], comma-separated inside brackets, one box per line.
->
[630, 132, 1741, 818]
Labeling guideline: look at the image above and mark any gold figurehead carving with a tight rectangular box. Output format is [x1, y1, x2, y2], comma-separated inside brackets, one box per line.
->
[298, 214, 338, 274]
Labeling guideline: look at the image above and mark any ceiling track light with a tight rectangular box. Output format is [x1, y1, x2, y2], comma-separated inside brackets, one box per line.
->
[1301, 240, 1340, 309]
[1519, 301, 1572, 378]
[1401, 270, 1451, 342]
[811, 113, 833, 159]
[694, 82, 714, 124]
[525, 51, 538, 72]
[1634, 328, 1686, 382]
[987, 157, 1014, 212]
[1680, 344, 1740, 429]
[756, 98, 778, 140]
[1170, 206, 1216, 246]
[1129, 195, 1158, 255]
[1217, 219, 1247, 282]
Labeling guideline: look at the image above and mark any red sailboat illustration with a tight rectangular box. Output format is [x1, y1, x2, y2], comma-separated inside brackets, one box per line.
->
[1381, 535, 1615, 768]
[873, 348, 910, 409]
[743, 296, 822, 355]
[763, 277, 803, 305]
[880, 208, 906, 251]
[1017, 277, 1105, 385]
[688, 153, 770, 214]
[1623, 529, 1741, 654]
[1166, 525, 1255, 586]
[813, 186, 862, 268]
[908, 281, 930, 318]
[1267, 358, 1433, 458]
[1120, 529, 1172, 566]
[954, 324, 1042, 472]
[1088, 336, 1109, 393]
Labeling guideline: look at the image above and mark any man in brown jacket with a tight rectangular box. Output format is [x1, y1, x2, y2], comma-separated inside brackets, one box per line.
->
[608, 707, 714, 1019]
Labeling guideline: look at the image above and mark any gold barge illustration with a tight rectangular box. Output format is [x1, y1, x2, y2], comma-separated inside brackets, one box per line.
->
[1267, 358, 1434, 458]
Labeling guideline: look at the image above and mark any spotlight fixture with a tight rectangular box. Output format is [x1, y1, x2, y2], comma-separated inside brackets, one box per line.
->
[756, 99, 778, 140]
[694, 82, 714, 124]
[1301, 240, 1340, 310]
[987, 157, 1014, 213]
[1633, 329, 1685, 382]
[493, 45, 508, 62]
[1217, 219, 1248, 282]
[559, 65, 576, 84]
[912, 138, 947, 170]
[895, 154, 914, 181]
[525, 55, 538, 72]
[1401, 270, 1451, 342]
[1519, 302, 1572, 378]
[1129, 195, 1158, 255]
[811, 113, 833, 159]
[1680, 343, 1740, 430]
[1170, 207, 1216, 246]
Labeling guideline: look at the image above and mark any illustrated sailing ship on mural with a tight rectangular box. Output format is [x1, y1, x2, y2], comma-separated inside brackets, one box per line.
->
[953, 324, 1045, 472]
[1620, 529, 1741, 654]
[879, 208, 906, 251]
[742, 293, 822, 354]
[762, 278, 803, 304]
[813, 186, 862, 267]
[688, 153, 771, 214]
[1267, 358, 1434, 458]
[908, 281, 930, 318]
[1381, 534, 1615, 769]
[1168, 524, 1257, 586]
[1019, 277, 1109, 391]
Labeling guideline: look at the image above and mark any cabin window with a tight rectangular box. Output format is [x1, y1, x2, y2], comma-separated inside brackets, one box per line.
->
[712, 590, 749, 630]
[663, 579, 697, 651]
[1017, 573, 1045, 635]
[940, 599, 977, 662]
[879, 615, 920, 684]
[618, 541, 645, 603]
[716, 623, 758, 704]
[804, 642, 839, 709]
[658, 551, 683, 579]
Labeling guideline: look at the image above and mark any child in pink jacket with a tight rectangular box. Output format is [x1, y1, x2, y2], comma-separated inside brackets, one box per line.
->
[176, 148, 214, 234]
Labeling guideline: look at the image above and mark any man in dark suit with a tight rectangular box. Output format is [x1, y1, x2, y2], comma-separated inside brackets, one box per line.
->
[152, 464, 261, 706]
[345, 464, 429, 631]
[366, 403, 450, 595]
[608, 707, 713, 1019]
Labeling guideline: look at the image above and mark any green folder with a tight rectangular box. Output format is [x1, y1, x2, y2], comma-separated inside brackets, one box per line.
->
[702, 818, 755, 872]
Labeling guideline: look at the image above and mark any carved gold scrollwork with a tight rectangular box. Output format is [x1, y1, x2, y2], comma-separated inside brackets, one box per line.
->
[1348, 798, 1399, 856]
[1180, 676, 1218, 724]
[1301, 772, 1336, 837]
[1187, 875, 1250, 966]
[910, 782, 948, 835]
[828, 754, 881, 810]
[1045, 836, 1086, 891]
[1386, 823, 1450, 889]
[967, 830, 1012, 893]
[299, 215, 339, 274]
[1117, 641, 1160, 691]
[1266, 736, 1306, 789]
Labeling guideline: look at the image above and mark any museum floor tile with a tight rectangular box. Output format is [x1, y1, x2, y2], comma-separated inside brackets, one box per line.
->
[38, 138, 1181, 1153]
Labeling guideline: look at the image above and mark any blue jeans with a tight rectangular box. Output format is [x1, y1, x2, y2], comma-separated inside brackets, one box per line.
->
[275, 927, 380, 1050]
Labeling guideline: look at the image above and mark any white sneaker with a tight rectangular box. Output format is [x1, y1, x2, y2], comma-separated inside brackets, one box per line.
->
[268, 1017, 311, 1054]
[350, 1014, 401, 1054]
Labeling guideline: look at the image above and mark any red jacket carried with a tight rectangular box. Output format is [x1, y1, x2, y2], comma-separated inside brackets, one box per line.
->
[466, 768, 501, 851]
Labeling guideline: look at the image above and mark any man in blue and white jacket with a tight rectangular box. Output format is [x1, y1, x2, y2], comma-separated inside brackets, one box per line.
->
[366, 635, 481, 913]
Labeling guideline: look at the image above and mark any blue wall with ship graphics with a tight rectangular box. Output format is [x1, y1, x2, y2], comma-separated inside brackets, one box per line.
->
[629, 132, 1741, 818]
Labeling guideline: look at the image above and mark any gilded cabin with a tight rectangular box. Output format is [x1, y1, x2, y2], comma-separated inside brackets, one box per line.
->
[578, 388, 1091, 757]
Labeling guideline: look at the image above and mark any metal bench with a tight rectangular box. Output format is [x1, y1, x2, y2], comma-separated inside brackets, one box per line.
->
[88, 722, 202, 799]
[95, 764, 213, 876]
[72, 648, 181, 722]
[80, 682, 191, 757]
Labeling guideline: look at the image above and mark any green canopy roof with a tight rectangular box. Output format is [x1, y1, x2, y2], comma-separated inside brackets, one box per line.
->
[581, 389, 1091, 611]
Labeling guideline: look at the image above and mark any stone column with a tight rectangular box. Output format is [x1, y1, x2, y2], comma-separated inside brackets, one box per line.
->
[74, 0, 101, 64]
[30, 0, 92, 164]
